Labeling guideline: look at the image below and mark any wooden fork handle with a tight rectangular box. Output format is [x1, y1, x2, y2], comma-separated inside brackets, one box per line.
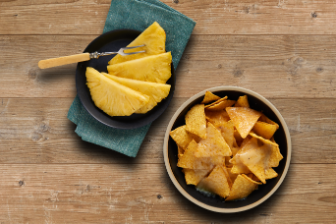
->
[38, 53, 91, 69]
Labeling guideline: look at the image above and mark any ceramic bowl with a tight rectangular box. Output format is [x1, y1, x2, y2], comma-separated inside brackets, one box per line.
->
[163, 86, 291, 213]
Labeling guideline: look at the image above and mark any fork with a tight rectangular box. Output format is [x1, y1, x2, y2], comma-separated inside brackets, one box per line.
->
[38, 45, 146, 69]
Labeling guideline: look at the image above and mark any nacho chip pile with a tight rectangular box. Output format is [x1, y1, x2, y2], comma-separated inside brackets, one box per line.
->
[170, 91, 283, 201]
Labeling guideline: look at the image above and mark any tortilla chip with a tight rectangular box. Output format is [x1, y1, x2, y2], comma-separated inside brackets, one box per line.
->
[230, 153, 251, 174]
[259, 114, 279, 130]
[249, 173, 261, 182]
[234, 129, 244, 146]
[271, 138, 284, 167]
[222, 166, 233, 189]
[253, 121, 277, 139]
[226, 175, 258, 201]
[240, 135, 252, 149]
[205, 99, 236, 111]
[216, 120, 236, 150]
[235, 138, 273, 184]
[226, 163, 233, 168]
[250, 168, 278, 182]
[226, 107, 262, 139]
[227, 168, 239, 183]
[231, 164, 251, 174]
[250, 133, 283, 167]
[235, 95, 250, 108]
[197, 165, 231, 198]
[177, 140, 217, 170]
[242, 174, 262, 185]
[265, 168, 278, 180]
[201, 91, 221, 104]
[205, 110, 230, 127]
[178, 146, 184, 159]
[183, 168, 212, 185]
[185, 104, 207, 139]
[225, 156, 232, 165]
[196, 122, 232, 158]
[204, 96, 227, 108]
[170, 125, 194, 150]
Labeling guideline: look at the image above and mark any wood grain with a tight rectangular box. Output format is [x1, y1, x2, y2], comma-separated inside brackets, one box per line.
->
[1, 0, 336, 222]
[0, 164, 334, 223]
[2, 34, 336, 98]
[0, 97, 335, 164]
[2, 0, 336, 35]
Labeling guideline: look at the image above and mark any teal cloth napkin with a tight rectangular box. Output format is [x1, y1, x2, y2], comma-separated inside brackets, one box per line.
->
[67, 0, 196, 157]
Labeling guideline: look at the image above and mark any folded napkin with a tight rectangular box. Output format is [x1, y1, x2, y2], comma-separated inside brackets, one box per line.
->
[67, 0, 196, 157]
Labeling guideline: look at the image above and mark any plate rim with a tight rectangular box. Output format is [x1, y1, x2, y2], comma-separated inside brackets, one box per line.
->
[163, 86, 292, 213]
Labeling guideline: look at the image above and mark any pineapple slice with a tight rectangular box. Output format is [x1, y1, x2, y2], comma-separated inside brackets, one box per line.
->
[108, 22, 166, 65]
[86, 67, 149, 116]
[103, 73, 171, 114]
[107, 52, 172, 84]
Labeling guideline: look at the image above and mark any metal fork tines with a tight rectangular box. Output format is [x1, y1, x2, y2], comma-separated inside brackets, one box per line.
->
[90, 44, 146, 59]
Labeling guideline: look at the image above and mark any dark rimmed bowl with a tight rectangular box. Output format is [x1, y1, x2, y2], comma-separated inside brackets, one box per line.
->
[163, 86, 291, 213]
[76, 29, 176, 129]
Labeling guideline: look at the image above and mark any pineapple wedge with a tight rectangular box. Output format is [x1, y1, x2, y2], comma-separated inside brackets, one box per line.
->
[103, 73, 171, 114]
[107, 52, 172, 84]
[86, 67, 149, 116]
[108, 22, 166, 65]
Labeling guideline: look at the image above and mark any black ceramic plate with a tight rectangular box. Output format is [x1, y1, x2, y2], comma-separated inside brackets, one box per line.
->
[163, 86, 291, 213]
[76, 29, 176, 129]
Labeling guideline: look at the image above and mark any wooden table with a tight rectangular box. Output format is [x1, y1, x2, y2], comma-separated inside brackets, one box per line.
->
[1, 0, 336, 223]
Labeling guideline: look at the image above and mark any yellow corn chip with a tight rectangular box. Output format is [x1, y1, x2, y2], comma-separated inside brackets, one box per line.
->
[250, 133, 283, 167]
[226, 107, 262, 139]
[222, 165, 233, 189]
[227, 168, 239, 183]
[205, 99, 236, 111]
[177, 140, 222, 169]
[196, 122, 232, 158]
[240, 135, 252, 149]
[185, 104, 207, 139]
[238, 138, 273, 184]
[259, 114, 279, 130]
[249, 173, 261, 182]
[229, 135, 252, 165]
[249, 168, 278, 182]
[205, 96, 227, 108]
[178, 146, 184, 159]
[271, 138, 284, 166]
[226, 163, 233, 168]
[253, 121, 277, 139]
[183, 168, 212, 185]
[242, 174, 262, 185]
[201, 91, 221, 104]
[234, 129, 244, 146]
[226, 175, 258, 201]
[216, 120, 239, 154]
[225, 156, 232, 165]
[265, 168, 278, 180]
[197, 165, 231, 198]
[235, 95, 250, 108]
[231, 164, 251, 174]
[205, 110, 230, 127]
[170, 125, 194, 150]
[230, 155, 251, 174]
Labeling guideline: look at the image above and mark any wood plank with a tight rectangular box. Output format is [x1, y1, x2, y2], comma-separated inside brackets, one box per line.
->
[1, 34, 336, 98]
[0, 164, 334, 223]
[0, 97, 336, 164]
[2, 0, 336, 35]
